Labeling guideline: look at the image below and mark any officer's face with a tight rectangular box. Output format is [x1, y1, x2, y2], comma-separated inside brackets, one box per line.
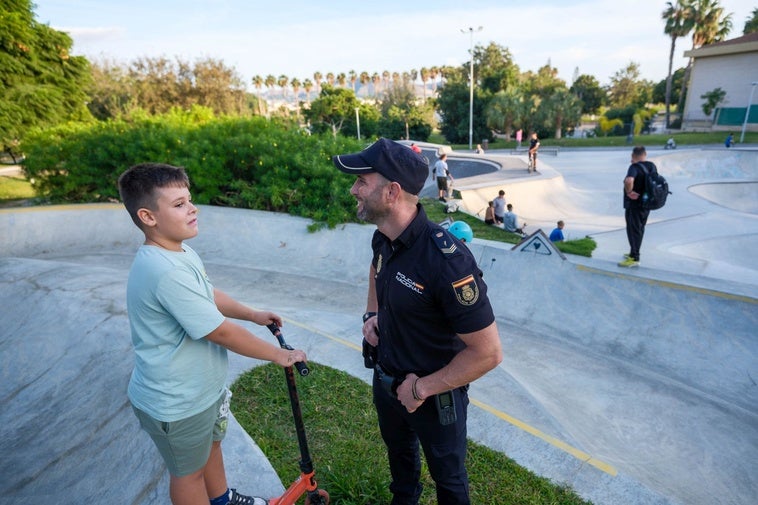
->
[351, 173, 390, 223]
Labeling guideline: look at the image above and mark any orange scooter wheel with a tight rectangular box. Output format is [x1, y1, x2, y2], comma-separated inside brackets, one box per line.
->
[304, 489, 330, 505]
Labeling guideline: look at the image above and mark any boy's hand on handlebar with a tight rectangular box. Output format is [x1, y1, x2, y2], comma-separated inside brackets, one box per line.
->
[276, 348, 307, 368]
[252, 310, 282, 328]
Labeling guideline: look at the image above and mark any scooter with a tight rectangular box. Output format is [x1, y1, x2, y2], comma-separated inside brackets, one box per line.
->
[266, 324, 329, 505]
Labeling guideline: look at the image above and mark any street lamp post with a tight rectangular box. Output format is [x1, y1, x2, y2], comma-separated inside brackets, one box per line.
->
[739, 81, 757, 144]
[461, 26, 482, 151]
[355, 107, 361, 140]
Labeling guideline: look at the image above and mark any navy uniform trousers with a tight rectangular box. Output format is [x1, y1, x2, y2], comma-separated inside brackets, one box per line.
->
[373, 371, 470, 505]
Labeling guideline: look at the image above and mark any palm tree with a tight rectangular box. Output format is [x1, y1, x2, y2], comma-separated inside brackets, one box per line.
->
[252, 74, 264, 115]
[485, 88, 524, 138]
[348, 70, 357, 92]
[359, 71, 370, 97]
[290, 77, 301, 102]
[371, 72, 381, 98]
[662, 0, 694, 128]
[677, 0, 733, 116]
[541, 88, 582, 139]
[313, 71, 322, 95]
[430, 66, 440, 95]
[303, 78, 313, 104]
[337, 72, 347, 88]
[326, 72, 335, 87]
[264, 74, 276, 114]
[382, 70, 390, 93]
[420, 67, 430, 100]
[277, 75, 289, 100]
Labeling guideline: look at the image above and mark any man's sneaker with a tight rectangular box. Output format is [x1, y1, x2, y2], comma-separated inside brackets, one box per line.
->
[623, 253, 633, 260]
[618, 257, 640, 268]
[228, 488, 268, 505]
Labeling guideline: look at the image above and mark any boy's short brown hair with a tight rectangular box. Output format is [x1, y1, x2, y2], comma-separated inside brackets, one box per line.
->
[117, 163, 190, 229]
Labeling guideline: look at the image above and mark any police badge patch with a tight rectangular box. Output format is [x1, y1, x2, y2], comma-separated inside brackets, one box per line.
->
[452, 274, 479, 305]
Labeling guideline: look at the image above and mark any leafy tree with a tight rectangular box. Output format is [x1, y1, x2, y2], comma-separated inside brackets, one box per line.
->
[0, 0, 92, 156]
[377, 81, 433, 141]
[472, 42, 519, 94]
[485, 88, 525, 138]
[662, 0, 694, 128]
[303, 85, 376, 138]
[700, 87, 726, 117]
[538, 88, 582, 139]
[89, 56, 249, 119]
[652, 67, 684, 107]
[744, 8, 758, 33]
[607, 62, 648, 108]
[569, 74, 606, 114]
[524, 63, 566, 101]
[435, 67, 491, 145]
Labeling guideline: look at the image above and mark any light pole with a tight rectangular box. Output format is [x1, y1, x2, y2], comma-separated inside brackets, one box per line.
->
[739, 81, 757, 143]
[461, 26, 482, 150]
[355, 106, 361, 140]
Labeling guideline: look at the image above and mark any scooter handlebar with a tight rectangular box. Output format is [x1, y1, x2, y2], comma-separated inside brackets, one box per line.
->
[266, 324, 309, 376]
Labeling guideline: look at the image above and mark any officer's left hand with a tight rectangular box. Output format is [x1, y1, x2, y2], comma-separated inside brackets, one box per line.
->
[398, 373, 424, 413]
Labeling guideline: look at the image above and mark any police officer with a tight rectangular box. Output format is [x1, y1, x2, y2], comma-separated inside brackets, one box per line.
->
[332, 138, 503, 504]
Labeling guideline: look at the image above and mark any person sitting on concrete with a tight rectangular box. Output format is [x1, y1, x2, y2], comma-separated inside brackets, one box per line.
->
[503, 203, 526, 235]
[549, 220, 565, 242]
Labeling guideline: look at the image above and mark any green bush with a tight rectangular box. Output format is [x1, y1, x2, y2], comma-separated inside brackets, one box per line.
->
[21, 107, 365, 228]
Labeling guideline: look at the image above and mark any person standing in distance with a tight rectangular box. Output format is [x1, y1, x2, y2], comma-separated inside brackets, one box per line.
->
[527, 132, 540, 171]
[620, 146, 653, 268]
[332, 138, 503, 505]
[492, 190, 506, 226]
[432, 153, 453, 201]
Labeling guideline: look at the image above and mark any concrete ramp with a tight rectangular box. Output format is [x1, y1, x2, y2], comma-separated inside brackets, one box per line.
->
[1, 202, 757, 505]
[0, 256, 283, 503]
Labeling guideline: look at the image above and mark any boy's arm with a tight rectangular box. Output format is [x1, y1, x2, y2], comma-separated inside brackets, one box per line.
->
[205, 319, 305, 367]
[213, 288, 282, 327]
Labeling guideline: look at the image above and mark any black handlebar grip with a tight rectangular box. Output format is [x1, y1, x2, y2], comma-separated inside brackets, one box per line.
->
[266, 324, 309, 375]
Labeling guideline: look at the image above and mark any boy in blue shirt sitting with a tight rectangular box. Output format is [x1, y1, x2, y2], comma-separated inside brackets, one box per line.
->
[549, 220, 565, 242]
[118, 163, 306, 505]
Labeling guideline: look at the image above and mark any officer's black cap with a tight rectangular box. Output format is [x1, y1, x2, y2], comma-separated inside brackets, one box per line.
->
[332, 138, 428, 195]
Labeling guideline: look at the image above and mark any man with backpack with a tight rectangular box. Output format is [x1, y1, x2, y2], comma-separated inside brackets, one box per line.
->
[620, 145, 655, 268]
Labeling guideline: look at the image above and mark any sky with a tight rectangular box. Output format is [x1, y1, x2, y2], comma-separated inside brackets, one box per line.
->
[34, 0, 757, 89]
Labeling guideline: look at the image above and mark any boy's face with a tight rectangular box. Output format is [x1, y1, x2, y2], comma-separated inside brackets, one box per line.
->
[139, 184, 198, 250]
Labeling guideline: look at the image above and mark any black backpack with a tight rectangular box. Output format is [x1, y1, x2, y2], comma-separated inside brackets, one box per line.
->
[637, 162, 671, 210]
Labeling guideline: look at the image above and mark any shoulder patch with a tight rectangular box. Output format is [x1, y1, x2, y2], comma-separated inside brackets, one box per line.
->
[451, 274, 479, 305]
[432, 229, 459, 256]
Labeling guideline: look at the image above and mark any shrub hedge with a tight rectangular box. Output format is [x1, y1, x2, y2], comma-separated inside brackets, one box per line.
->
[21, 107, 365, 228]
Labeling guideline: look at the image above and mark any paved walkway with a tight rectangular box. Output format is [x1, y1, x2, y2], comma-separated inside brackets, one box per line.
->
[1, 146, 756, 505]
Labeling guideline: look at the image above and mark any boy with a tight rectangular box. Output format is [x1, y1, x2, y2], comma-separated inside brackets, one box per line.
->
[118, 163, 306, 505]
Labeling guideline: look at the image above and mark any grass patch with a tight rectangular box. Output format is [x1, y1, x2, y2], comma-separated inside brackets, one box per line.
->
[0, 174, 35, 206]
[231, 362, 592, 505]
[421, 198, 596, 257]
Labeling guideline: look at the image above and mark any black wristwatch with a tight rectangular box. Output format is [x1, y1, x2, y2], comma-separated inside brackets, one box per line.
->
[362, 311, 377, 323]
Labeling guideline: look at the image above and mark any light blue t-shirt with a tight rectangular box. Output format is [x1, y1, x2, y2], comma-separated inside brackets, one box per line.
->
[503, 211, 519, 232]
[126, 244, 227, 421]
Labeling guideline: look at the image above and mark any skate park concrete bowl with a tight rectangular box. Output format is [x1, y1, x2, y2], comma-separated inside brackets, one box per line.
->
[1, 146, 756, 505]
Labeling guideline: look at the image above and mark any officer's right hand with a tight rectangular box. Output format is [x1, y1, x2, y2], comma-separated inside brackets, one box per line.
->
[362, 316, 380, 347]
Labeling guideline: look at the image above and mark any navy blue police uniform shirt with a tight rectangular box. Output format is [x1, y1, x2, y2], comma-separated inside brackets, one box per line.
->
[371, 204, 495, 378]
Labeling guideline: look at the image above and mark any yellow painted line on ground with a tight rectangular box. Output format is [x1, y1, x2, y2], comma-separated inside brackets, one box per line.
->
[575, 264, 757, 304]
[280, 317, 362, 352]
[277, 315, 617, 477]
[470, 398, 617, 476]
